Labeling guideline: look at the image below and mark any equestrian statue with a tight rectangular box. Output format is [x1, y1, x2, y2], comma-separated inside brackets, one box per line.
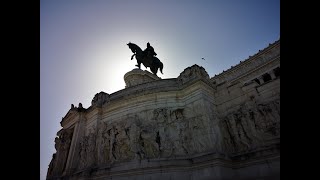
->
[127, 42, 163, 76]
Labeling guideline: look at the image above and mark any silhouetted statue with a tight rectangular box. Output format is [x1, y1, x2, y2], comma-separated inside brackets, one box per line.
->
[144, 42, 157, 58]
[127, 42, 163, 76]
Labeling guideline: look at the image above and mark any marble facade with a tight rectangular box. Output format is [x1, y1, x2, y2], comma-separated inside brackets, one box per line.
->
[47, 40, 280, 180]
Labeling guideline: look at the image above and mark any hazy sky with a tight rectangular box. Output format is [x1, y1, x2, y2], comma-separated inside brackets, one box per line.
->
[40, 0, 279, 179]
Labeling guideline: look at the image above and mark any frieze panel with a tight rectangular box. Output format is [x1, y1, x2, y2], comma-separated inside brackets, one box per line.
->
[78, 128, 97, 169]
[219, 99, 280, 154]
[73, 106, 215, 170]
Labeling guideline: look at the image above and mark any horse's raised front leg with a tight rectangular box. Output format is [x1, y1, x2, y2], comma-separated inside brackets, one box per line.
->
[131, 54, 136, 60]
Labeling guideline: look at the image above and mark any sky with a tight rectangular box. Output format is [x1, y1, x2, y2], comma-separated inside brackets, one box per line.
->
[40, 0, 279, 179]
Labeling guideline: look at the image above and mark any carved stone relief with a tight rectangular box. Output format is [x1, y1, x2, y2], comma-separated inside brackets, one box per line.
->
[77, 128, 96, 169]
[78, 136, 88, 169]
[113, 122, 134, 161]
[70, 95, 279, 173]
[73, 106, 217, 171]
[96, 122, 106, 164]
[177, 64, 210, 85]
[219, 99, 280, 154]
[87, 129, 96, 166]
[140, 123, 160, 158]
[91, 91, 109, 107]
[48, 128, 74, 176]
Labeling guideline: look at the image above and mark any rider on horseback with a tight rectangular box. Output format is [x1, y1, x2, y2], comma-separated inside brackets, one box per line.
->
[127, 42, 163, 75]
[144, 42, 157, 58]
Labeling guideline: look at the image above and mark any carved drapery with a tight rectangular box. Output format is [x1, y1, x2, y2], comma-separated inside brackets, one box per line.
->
[219, 99, 280, 154]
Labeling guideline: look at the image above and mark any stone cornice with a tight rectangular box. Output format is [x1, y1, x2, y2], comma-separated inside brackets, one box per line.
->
[100, 64, 214, 108]
[229, 55, 280, 86]
[103, 78, 215, 110]
[211, 39, 280, 85]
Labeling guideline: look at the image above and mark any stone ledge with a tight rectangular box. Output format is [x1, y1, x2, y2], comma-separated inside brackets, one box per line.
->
[56, 150, 279, 180]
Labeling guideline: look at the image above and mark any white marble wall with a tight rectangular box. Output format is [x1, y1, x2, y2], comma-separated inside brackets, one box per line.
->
[47, 40, 280, 180]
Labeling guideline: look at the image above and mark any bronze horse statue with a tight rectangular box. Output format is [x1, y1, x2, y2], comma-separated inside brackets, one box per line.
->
[127, 42, 163, 76]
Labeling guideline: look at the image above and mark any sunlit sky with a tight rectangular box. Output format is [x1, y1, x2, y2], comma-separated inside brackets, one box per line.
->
[40, 0, 279, 179]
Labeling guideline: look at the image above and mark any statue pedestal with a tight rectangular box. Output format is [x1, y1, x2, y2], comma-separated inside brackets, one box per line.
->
[124, 68, 160, 88]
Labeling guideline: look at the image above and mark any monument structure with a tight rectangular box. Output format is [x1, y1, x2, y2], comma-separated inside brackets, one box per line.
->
[47, 40, 280, 180]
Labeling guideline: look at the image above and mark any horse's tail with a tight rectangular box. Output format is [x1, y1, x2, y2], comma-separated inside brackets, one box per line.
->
[160, 62, 163, 74]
